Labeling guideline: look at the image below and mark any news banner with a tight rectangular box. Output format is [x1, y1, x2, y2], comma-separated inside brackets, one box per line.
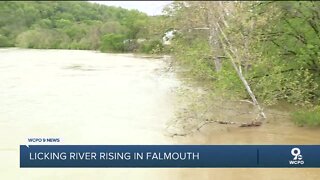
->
[20, 139, 320, 168]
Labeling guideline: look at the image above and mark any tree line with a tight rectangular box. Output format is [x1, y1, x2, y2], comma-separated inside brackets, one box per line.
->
[0, 1, 166, 53]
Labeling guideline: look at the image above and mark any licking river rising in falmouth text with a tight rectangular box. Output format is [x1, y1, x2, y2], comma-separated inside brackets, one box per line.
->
[0, 48, 320, 179]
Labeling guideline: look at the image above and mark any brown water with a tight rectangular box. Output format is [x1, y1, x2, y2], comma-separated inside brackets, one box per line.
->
[0, 48, 319, 179]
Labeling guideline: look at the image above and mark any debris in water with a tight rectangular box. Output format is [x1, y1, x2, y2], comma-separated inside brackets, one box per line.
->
[239, 121, 262, 127]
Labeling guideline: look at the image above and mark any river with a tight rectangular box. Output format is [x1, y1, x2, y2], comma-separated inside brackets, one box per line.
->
[0, 48, 319, 179]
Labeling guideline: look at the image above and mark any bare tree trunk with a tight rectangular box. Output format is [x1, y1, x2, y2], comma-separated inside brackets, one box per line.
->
[204, 2, 223, 72]
[228, 52, 267, 119]
[193, 1, 266, 120]
[214, 14, 267, 120]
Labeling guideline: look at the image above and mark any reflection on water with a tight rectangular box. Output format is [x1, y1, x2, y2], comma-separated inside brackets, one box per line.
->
[0, 48, 319, 179]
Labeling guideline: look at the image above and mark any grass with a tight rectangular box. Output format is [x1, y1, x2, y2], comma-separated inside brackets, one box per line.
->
[291, 106, 320, 126]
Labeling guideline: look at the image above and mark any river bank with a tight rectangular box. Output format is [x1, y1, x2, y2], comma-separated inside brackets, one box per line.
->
[0, 49, 319, 179]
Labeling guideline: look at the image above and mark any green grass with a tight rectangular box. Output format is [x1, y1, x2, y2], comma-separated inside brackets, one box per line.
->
[291, 107, 320, 126]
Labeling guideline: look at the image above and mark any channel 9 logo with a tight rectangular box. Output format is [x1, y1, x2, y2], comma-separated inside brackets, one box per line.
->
[289, 147, 304, 165]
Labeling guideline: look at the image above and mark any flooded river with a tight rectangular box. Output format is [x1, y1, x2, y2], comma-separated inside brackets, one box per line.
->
[0, 49, 319, 179]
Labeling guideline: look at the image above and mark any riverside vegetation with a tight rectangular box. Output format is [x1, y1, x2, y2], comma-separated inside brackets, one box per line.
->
[1, 1, 319, 127]
[164, 1, 320, 128]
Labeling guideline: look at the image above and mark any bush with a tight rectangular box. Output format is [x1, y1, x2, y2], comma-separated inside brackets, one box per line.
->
[15, 29, 70, 49]
[123, 39, 139, 52]
[100, 33, 126, 53]
[291, 106, 320, 126]
[139, 39, 163, 54]
[171, 37, 217, 81]
[0, 35, 13, 47]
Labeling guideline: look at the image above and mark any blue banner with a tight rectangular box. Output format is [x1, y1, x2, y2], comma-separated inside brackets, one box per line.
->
[20, 145, 320, 168]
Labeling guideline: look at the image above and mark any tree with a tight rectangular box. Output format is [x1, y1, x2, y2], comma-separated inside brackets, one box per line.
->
[0, 1, 156, 52]
[100, 33, 126, 52]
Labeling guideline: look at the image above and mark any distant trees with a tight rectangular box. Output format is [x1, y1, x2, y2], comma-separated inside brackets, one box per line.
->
[16, 29, 69, 49]
[100, 34, 126, 52]
[139, 39, 164, 54]
[0, 34, 11, 47]
[0, 1, 166, 53]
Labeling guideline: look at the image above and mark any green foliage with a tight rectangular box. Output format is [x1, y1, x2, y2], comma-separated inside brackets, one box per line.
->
[248, 1, 320, 105]
[139, 39, 164, 54]
[16, 29, 70, 49]
[171, 36, 216, 81]
[168, 1, 320, 109]
[251, 66, 318, 106]
[0, 34, 12, 47]
[0, 1, 165, 53]
[292, 106, 320, 126]
[100, 34, 126, 52]
[120, 9, 149, 39]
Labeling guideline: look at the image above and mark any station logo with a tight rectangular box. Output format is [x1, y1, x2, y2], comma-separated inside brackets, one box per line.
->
[289, 147, 304, 165]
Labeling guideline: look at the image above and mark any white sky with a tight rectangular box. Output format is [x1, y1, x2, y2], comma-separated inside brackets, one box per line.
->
[90, 1, 172, 16]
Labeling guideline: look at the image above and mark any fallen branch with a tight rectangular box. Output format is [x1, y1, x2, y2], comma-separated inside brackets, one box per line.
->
[169, 119, 263, 137]
[238, 99, 255, 105]
[239, 121, 262, 127]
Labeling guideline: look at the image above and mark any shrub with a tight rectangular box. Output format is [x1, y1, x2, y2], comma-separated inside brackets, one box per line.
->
[139, 39, 163, 54]
[0, 35, 13, 47]
[100, 33, 126, 52]
[15, 29, 70, 49]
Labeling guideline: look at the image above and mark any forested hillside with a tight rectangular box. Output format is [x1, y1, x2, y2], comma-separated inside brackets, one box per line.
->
[0, 1, 165, 52]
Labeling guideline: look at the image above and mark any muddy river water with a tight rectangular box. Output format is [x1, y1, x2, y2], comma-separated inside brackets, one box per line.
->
[0, 49, 319, 179]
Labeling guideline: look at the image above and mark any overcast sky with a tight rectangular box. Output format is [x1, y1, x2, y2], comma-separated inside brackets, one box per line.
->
[90, 1, 172, 16]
